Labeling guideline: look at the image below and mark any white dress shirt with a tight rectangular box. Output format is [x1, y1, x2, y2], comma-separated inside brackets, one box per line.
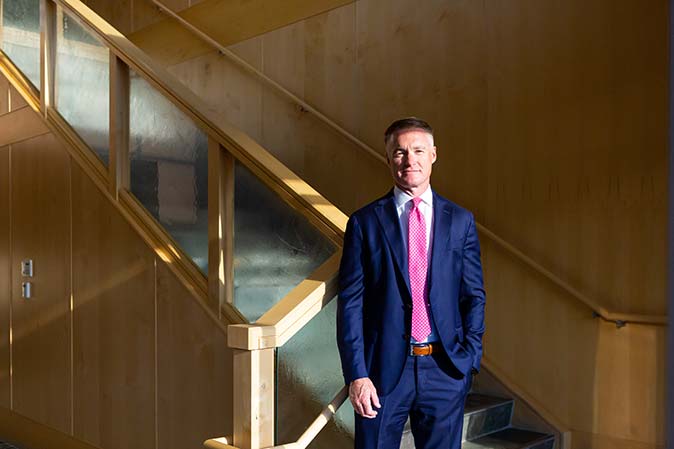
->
[393, 185, 438, 344]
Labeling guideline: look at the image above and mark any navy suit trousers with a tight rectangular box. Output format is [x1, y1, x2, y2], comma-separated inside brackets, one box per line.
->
[354, 350, 471, 449]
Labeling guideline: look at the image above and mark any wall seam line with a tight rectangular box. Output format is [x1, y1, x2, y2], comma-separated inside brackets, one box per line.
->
[69, 156, 74, 435]
[154, 257, 158, 449]
[8, 144, 12, 411]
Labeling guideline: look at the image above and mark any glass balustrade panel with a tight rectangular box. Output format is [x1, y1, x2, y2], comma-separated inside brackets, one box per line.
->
[233, 162, 335, 322]
[1, 0, 40, 88]
[55, 6, 110, 165]
[129, 71, 208, 273]
[276, 298, 354, 448]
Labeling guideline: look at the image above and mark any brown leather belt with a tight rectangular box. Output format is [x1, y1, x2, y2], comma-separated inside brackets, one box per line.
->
[409, 343, 438, 356]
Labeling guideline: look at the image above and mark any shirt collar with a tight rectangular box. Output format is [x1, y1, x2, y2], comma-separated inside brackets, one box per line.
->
[393, 185, 433, 209]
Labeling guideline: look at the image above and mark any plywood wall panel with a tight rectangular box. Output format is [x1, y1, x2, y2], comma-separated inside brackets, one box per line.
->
[156, 261, 232, 449]
[0, 146, 10, 408]
[262, 24, 307, 101]
[0, 76, 10, 115]
[168, 38, 264, 144]
[353, 0, 490, 216]
[302, 4, 357, 133]
[10, 134, 71, 433]
[483, 0, 668, 316]
[71, 164, 156, 449]
[483, 236, 666, 447]
[8, 84, 27, 112]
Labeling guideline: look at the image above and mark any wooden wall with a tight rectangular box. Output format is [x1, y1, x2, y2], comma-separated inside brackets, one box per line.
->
[91, 1, 666, 448]
[31, 0, 668, 448]
[0, 79, 233, 449]
[80, 0, 205, 35]
[161, 0, 668, 316]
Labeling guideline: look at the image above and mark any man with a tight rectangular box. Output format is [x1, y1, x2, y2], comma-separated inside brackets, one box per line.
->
[337, 117, 486, 449]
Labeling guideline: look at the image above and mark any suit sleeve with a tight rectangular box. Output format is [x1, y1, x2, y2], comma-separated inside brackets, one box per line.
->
[336, 214, 369, 385]
[459, 213, 486, 373]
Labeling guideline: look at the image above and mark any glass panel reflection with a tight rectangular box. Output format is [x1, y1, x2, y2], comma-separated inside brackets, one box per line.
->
[129, 71, 208, 273]
[1, 0, 41, 88]
[55, 7, 110, 165]
[233, 162, 335, 322]
[276, 299, 353, 448]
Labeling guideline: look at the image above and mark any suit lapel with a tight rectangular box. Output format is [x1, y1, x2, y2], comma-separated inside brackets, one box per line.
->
[429, 193, 454, 299]
[374, 192, 411, 296]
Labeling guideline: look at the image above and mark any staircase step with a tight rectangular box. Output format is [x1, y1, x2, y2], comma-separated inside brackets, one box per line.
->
[463, 394, 514, 441]
[399, 393, 515, 448]
[0, 442, 21, 449]
[463, 428, 555, 449]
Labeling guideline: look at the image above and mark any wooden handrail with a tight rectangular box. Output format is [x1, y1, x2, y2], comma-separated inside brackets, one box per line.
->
[150, 0, 668, 327]
[204, 386, 349, 449]
[54, 0, 348, 248]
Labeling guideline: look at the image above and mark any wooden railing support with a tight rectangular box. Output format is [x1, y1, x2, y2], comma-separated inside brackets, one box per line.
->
[208, 138, 235, 316]
[109, 55, 130, 198]
[39, 0, 56, 114]
[232, 348, 275, 449]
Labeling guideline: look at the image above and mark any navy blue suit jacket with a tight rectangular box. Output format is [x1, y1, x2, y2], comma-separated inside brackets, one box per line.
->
[337, 190, 486, 396]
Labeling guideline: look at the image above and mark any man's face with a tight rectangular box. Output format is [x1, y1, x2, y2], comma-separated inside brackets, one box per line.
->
[386, 129, 437, 194]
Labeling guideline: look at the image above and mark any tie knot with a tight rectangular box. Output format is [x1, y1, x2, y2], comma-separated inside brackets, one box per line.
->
[411, 197, 423, 209]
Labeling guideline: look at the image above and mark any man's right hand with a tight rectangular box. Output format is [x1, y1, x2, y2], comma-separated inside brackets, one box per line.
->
[349, 377, 381, 419]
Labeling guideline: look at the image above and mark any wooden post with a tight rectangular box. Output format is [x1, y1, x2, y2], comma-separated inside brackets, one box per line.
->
[39, 0, 56, 115]
[109, 55, 130, 198]
[208, 139, 234, 314]
[232, 348, 275, 449]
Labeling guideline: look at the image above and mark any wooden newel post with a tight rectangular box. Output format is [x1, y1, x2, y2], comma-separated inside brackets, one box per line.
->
[229, 324, 275, 449]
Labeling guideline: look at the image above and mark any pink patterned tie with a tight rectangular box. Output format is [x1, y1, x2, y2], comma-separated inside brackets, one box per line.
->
[408, 197, 431, 342]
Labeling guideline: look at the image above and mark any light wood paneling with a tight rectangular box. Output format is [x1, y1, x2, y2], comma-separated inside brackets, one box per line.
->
[482, 0, 667, 316]
[0, 406, 101, 449]
[171, 0, 666, 315]
[482, 236, 666, 448]
[0, 146, 10, 408]
[167, 38, 264, 144]
[156, 260, 232, 449]
[0, 106, 48, 147]
[8, 84, 27, 111]
[10, 133, 71, 433]
[161, 2, 667, 446]
[127, 0, 355, 67]
[0, 75, 10, 115]
[71, 163, 155, 449]
[81, 0, 167, 35]
[571, 430, 665, 449]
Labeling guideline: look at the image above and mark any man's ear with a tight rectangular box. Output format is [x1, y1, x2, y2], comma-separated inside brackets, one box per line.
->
[431, 146, 437, 164]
